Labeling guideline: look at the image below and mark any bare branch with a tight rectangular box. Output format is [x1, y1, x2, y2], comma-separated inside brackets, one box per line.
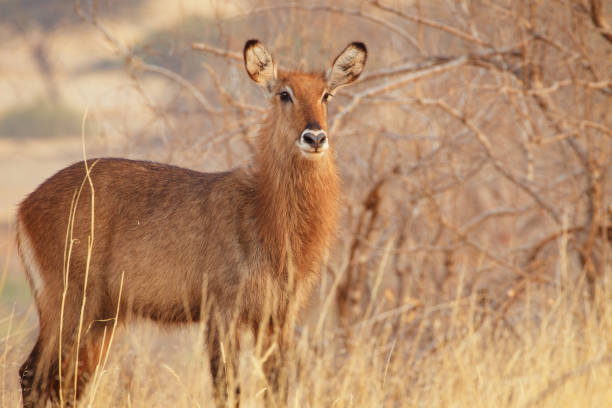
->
[191, 42, 242, 62]
[74, 1, 220, 115]
[136, 59, 221, 114]
[589, 0, 612, 45]
[370, 0, 493, 48]
[330, 56, 468, 133]
[414, 97, 562, 225]
[239, 3, 424, 53]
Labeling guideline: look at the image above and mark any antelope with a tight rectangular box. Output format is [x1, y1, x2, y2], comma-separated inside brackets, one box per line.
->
[16, 39, 367, 407]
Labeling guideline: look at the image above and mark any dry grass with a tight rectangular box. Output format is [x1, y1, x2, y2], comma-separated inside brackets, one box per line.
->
[1, 0, 611, 406]
[1, 254, 610, 407]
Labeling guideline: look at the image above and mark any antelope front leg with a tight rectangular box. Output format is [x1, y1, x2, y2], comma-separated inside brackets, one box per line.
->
[207, 316, 241, 405]
[260, 310, 297, 402]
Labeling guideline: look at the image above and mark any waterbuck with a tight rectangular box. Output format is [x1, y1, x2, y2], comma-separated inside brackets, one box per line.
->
[16, 39, 367, 407]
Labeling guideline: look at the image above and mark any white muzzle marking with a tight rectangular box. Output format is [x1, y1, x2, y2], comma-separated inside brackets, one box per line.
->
[296, 129, 329, 158]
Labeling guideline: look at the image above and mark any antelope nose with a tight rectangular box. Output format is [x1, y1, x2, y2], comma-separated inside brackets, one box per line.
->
[302, 132, 327, 148]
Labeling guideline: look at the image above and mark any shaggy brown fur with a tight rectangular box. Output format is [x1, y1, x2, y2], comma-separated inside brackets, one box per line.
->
[16, 40, 366, 407]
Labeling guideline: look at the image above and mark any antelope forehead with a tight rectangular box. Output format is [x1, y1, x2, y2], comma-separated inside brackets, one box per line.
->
[281, 74, 326, 99]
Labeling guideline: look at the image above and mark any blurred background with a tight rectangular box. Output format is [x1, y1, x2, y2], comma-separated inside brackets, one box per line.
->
[0, 0, 610, 406]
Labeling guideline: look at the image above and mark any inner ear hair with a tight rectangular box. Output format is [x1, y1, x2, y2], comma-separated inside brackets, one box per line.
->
[327, 42, 367, 91]
[244, 39, 276, 88]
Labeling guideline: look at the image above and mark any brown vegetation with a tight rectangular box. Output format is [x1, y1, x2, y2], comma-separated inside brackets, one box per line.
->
[0, 0, 610, 407]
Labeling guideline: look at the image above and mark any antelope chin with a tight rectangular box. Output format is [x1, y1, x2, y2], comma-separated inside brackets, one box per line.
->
[296, 141, 329, 159]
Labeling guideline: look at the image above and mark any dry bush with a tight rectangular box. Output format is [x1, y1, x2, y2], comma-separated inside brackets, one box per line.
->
[1, 0, 611, 406]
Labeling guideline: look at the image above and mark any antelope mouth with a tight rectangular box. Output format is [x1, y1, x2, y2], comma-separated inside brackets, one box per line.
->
[298, 145, 328, 158]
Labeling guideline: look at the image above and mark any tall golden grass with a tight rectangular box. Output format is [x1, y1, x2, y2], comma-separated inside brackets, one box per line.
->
[1, 246, 610, 407]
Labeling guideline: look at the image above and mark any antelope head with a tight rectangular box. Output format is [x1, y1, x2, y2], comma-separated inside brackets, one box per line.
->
[244, 39, 367, 161]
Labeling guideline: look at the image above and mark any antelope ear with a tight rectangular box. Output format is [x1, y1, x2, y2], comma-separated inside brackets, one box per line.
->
[244, 39, 276, 91]
[326, 42, 367, 92]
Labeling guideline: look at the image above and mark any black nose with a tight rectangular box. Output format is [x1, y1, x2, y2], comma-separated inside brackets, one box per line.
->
[302, 132, 327, 148]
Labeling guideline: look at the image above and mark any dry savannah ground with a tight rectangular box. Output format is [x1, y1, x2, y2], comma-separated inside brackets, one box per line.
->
[0, 0, 611, 407]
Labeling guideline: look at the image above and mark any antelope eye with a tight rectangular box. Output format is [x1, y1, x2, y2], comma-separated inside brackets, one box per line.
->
[279, 91, 292, 103]
[322, 92, 333, 102]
